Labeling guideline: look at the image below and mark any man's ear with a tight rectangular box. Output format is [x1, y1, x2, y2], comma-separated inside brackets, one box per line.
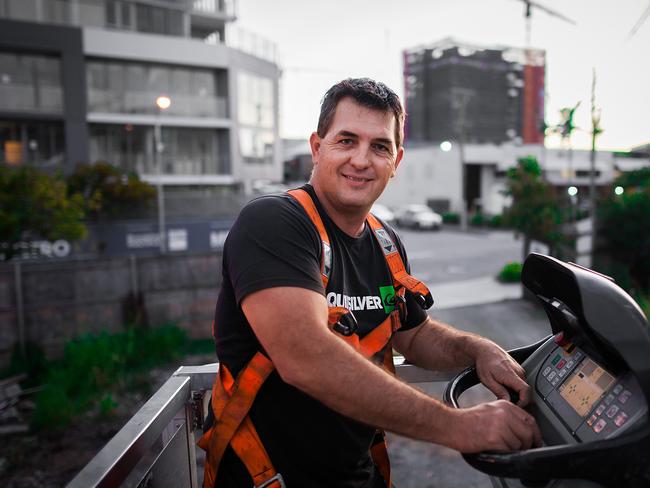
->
[309, 132, 321, 166]
[391, 146, 404, 178]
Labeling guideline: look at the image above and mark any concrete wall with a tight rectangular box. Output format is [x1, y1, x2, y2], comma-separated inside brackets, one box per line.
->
[0, 252, 222, 367]
[379, 145, 463, 212]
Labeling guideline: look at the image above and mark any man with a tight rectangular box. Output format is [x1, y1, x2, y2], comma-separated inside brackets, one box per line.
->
[201, 78, 541, 488]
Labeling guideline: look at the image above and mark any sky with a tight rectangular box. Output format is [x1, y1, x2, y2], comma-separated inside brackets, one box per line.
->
[233, 0, 650, 152]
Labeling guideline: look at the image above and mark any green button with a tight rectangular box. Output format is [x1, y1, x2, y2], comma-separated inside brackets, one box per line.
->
[551, 355, 561, 365]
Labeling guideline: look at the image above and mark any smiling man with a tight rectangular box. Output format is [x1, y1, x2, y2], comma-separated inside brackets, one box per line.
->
[200, 78, 541, 488]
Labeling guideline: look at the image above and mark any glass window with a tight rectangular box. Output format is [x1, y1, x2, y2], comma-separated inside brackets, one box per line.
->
[89, 124, 230, 175]
[45, 0, 71, 24]
[105, 0, 117, 26]
[79, 0, 105, 27]
[0, 52, 62, 114]
[237, 71, 274, 129]
[4, 0, 38, 22]
[0, 120, 65, 168]
[86, 60, 226, 118]
[239, 128, 274, 164]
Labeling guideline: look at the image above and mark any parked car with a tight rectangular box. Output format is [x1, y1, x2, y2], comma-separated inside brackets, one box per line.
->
[370, 203, 396, 226]
[394, 204, 442, 230]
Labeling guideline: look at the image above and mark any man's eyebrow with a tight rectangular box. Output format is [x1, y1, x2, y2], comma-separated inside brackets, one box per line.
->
[372, 137, 394, 146]
[335, 130, 358, 139]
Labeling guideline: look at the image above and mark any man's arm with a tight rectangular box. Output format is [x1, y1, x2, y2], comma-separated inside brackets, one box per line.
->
[392, 317, 532, 406]
[243, 286, 540, 452]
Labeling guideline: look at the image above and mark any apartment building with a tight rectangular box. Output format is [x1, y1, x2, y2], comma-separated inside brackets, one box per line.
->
[0, 0, 282, 198]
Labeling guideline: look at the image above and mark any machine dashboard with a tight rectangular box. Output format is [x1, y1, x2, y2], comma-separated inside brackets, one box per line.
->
[534, 341, 647, 443]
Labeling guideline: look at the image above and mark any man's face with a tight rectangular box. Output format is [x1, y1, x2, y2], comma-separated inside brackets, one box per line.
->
[309, 97, 403, 214]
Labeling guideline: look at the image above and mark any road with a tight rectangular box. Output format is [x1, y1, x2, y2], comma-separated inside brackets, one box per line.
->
[385, 227, 551, 488]
[397, 227, 523, 285]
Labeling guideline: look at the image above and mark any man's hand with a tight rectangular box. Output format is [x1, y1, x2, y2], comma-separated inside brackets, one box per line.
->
[474, 339, 531, 407]
[445, 400, 542, 453]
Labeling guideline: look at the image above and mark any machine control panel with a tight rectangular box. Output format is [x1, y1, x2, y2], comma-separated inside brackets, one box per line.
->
[535, 343, 647, 442]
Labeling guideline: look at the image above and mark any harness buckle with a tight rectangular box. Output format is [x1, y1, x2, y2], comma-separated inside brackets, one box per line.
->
[415, 292, 434, 310]
[395, 293, 408, 324]
[333, 310, 358, 336]
[255, 473, 286, 488]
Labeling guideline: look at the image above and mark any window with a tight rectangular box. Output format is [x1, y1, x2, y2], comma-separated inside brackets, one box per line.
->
[0, 52, 63, 114]
[0, 120, 65, 168]
[86, 60, 226, 118]
[237, 71, 275, 163]
[135, 3, 184, 36]
[89, 124, 230, 176]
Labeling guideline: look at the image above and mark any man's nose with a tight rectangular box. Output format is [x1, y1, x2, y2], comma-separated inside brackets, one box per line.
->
[349, 145, 372, 169]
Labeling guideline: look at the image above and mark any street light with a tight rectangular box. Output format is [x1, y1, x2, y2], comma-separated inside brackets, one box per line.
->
[154, 95, 171, 253]
[440, 141, 452, 152]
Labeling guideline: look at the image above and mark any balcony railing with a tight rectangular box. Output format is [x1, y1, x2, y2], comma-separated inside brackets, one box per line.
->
[191, 0, 236, 18]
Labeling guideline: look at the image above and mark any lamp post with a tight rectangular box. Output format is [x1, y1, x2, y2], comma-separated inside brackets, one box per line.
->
[154, 95, 171, 253]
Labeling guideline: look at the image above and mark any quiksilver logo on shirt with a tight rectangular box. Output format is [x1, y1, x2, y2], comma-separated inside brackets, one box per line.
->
[326, 292, 384, 311]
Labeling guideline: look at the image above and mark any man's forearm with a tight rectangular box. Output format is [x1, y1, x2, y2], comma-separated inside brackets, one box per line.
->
[281, 328, 458, 447]
[394, 317, 492, 371]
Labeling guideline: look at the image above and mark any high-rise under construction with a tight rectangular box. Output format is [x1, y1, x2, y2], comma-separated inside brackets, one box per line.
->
[403, 38, 545, 146]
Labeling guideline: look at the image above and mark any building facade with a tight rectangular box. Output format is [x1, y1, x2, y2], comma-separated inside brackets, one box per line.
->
[379, 143, 650, 217]
[403, 38, 545, 146]
[0, 0, 282, 197]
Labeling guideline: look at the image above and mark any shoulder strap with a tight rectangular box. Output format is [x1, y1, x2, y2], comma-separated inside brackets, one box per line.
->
[366, 213, 434, 310]
[286, 189, 332, 286]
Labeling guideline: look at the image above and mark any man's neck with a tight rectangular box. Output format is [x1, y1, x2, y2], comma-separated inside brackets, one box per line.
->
[311, 185, 368, 237]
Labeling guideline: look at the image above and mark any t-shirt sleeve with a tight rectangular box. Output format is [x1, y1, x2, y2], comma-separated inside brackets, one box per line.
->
[224, 195, 325, 305]
[389, 227, 430, 332]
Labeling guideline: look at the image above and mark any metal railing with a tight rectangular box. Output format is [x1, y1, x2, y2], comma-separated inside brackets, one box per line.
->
[67, 359, 454, 487]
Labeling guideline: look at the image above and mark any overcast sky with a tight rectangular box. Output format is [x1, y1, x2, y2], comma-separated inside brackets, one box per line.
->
[233, 0, 649, 152]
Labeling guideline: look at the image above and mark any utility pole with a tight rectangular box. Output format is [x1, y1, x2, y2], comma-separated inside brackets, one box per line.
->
[451, 89, 472, 231]
[589, 68, 603, 260]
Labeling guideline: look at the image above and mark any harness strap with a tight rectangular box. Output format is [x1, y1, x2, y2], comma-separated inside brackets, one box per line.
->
[366, 213, 434, 309]
[287, 189, 332, 286]
[199, 353, 278, 488]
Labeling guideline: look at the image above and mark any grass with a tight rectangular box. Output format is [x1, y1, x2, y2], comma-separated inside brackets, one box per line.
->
[0, 325, 213, 432]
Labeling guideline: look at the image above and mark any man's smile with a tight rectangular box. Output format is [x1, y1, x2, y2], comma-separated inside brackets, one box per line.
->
[342, 174, 373, 183]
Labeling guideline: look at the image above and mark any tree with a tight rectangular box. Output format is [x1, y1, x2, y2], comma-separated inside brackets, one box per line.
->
[0, 166, 86, 261]
[599, 168, 650, 291]
[66, 162, 156, 218]
[503, 156, 563, 259]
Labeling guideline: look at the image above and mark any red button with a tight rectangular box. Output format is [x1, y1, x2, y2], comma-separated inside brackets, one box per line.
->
[557, 359, 567, 369]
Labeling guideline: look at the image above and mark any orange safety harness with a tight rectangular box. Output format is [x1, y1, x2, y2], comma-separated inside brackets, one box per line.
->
[198, 189, 433, 488]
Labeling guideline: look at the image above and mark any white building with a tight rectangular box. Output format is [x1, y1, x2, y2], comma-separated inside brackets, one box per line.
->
[380, 143, 650, 215]
[0, 0, 282, 200]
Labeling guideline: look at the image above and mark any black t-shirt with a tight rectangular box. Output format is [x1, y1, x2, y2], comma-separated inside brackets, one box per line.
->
[212, 185, 427, 488]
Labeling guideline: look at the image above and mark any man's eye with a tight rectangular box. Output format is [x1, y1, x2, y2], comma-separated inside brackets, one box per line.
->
[373, 144, 390, 153]
[339, 139, 353, 145]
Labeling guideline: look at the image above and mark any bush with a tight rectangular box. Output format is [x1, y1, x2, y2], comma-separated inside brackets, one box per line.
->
[498, 262, 523, 283]
[442, 212, 459, 224]
[470, 213, 486, 226]
[31, 325, 188, 431]
[489, 214, 503, 228]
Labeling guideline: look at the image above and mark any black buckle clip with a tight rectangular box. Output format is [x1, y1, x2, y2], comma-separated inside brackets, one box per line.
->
[415, 292, 434, 310]
[333, 311, 358, 336]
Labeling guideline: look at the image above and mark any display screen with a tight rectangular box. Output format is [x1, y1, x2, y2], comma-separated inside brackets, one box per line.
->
[559, 358, 615, 418]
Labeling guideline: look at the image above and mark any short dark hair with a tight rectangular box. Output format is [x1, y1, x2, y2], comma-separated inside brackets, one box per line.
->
[317, 78, 405, 148]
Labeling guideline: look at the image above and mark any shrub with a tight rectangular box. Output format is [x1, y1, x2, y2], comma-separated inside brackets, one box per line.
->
[498, 262, 523, 283]
[31, 325, 187, 431]
[489, 214, 503, 228]
[470, 213, 485, 226]
[442, 212, 459, 224]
